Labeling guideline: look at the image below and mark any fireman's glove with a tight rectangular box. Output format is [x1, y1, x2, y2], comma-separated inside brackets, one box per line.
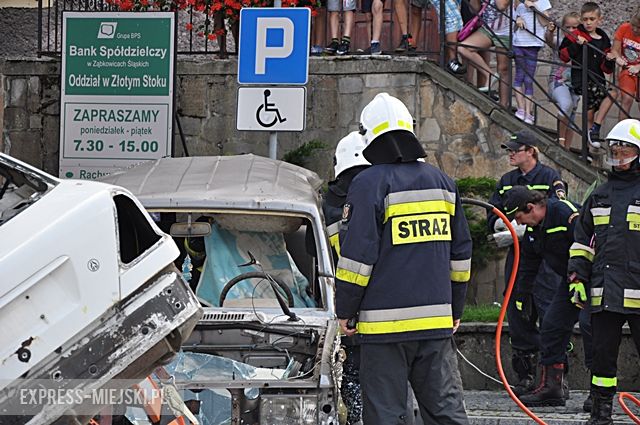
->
[514, 292, 534, 323]
[569, 282, 587, 309]
[488, 230, 514, 248]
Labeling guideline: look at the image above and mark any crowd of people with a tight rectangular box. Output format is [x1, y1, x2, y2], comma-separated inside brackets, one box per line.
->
[307, 1, 639, 154]
[328, 91, 640, 425]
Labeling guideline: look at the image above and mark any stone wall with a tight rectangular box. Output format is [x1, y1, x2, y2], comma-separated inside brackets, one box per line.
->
[456, 323, 639, 391]
[1, 56, 600, 304]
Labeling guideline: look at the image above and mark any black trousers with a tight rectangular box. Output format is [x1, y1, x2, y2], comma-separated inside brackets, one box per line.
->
[539, 278, 593, 369]
[360, 338, 468, 425]
[591, 310, 640, 395]
[506, 257, 560, 353]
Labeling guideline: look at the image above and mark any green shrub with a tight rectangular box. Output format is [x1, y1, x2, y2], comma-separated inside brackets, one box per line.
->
[283, 140, 328, 167]
[456, 177, 498, 271]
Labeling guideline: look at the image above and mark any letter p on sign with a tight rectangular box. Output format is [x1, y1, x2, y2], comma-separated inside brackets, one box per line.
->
[238, 8, 310, 85]
[255, 17, 294, 74]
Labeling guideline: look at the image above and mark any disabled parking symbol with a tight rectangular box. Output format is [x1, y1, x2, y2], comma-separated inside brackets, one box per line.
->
[256, 90, 287, 128]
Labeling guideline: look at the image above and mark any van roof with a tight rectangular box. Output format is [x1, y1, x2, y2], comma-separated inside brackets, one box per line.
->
[101, 155, 324, 215]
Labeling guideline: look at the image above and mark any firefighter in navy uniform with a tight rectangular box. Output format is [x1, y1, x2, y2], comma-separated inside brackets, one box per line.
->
[488, 130, 568, 396]
[324, 131, 370, 425]
[335, 93, 472, 425]
[568, 119, 640, 425]
[500, 187, 593, 410]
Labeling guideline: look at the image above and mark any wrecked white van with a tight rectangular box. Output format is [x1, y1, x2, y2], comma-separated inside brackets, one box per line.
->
[101, 154, 343, 425]
[0, 153, 202, 424]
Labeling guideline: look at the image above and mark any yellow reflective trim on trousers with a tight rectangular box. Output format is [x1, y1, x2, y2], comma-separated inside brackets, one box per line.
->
[591, 296, 602, 306]
[384, 200, 455, 222]
[623, 298, 640, 308]
[329, 233, 341, 257]
[357, 315, 454, 334]
[630, 222, 640, 231]
[336, 268, 370, 287]
[593, 216, 610, 225]
[546, 226, 567, 234]
[627, 212, 640, 222]
[451, 270, 471, 282]
[569, 249, 594, 262]
[592, 376, 617, 388]
[372, 121, 390, 135]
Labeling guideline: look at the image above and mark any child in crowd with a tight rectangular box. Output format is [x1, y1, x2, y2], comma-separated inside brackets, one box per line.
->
[610, 7, 640, 120]
[559, 2, 616, 148]
[513, 0, 552, 124]
[324, 0, 356, 55]
[546, 12, 581, 151]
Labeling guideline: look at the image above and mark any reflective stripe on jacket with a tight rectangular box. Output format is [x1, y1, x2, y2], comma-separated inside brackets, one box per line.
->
[517, 198, 580, 295]
[488, 162, 565, 231]
[335, 161, 472, 343]
[568, 173, 640, 314]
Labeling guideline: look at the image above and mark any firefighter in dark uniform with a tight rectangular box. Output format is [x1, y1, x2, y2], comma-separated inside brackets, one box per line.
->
[568, 119, 640, 425]
[324, 131, 370, 425]
[335, 93, 472, 425]
[500, 187, 593, 410]
[488, 130, 568, 396]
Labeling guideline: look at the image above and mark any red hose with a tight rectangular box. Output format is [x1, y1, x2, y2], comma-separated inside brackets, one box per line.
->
[619, 392, 640, 424]
[491, 205, 548, 425]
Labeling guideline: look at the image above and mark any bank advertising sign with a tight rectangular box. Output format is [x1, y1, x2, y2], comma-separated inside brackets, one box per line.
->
[59, 12, 175, 180]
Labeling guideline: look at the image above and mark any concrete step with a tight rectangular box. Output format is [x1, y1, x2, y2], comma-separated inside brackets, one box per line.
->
[465, 390, 638, 424]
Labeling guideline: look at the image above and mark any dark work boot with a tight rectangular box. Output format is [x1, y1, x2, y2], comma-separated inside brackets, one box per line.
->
[512, 351, 537, 396]
[520, 364, 566, 407]
[586, 391, 613, 425]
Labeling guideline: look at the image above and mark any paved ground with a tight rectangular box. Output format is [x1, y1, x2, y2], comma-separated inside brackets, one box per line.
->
[464, 391, 638, 424]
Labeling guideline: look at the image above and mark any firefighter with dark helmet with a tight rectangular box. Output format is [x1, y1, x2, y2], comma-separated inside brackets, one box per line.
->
[335, 93, 472, 425]
[488, 130, 568, 397]
[568, 118, 640, 425]
[325, 131, 370, 425]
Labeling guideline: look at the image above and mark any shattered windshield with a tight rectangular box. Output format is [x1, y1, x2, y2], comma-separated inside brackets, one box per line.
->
[0, 157, 55, 226]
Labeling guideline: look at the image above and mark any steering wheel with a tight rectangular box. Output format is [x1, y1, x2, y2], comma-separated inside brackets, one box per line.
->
[219, 271, 295, 307]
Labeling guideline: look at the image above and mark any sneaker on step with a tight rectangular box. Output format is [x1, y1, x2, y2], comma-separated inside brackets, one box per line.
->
[324, 40, 339, 55]
[336, 40, 350, 55]
[395, 34, 413, 53]
[525, 114, 534, 125]
[369, 42, 382, 55]
[447, 59, 467, 75]
[515, 109, 526, 121]
[310, 45, 323, 55]
[588, 128, 601, 148]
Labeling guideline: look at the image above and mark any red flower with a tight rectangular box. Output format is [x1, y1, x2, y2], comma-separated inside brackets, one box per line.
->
[140, 0, 149, 5]
[185, 23, 193, 30]
[208, 33, 217, 40]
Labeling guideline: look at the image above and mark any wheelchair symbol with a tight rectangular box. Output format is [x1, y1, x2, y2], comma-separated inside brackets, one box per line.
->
[256, 89, 287, 128]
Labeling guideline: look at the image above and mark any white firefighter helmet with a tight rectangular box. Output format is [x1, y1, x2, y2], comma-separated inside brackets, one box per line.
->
[604, 119, 640, 167]
[359, 93, 415, 146]
[334, 131, 370, 178]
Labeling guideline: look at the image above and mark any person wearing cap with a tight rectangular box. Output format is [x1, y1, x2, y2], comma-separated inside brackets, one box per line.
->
[567, 119, 640, 425]
[501, 187, 593, 411]
[324, 131, 370, 425]
[335, 93, 472, 425]
[487, 129, 568, 396]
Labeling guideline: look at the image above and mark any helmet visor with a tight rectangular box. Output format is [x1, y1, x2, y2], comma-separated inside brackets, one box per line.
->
[605, 140, 640, 166]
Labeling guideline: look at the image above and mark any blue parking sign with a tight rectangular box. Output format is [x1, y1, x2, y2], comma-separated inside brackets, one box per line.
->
[238, 8, 310, 85]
